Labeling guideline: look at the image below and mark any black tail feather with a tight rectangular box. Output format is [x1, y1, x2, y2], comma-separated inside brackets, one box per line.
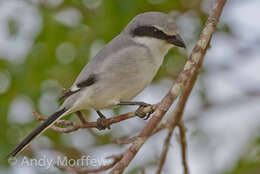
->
[6, 108, 67, 159]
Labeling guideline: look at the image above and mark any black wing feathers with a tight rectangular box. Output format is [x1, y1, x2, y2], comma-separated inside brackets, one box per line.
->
[59, 74, 96, 101]
[76, 74, 96, 88]
[58, 89, 80, 101]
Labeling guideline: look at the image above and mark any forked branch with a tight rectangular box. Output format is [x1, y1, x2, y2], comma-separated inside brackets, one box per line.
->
[110, 0, 227, 173]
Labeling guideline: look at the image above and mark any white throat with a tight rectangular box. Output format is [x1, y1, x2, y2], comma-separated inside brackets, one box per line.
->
[134, 36, 173, 58]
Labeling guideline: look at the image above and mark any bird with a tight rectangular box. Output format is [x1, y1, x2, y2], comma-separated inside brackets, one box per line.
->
[7, 11, 186, 158]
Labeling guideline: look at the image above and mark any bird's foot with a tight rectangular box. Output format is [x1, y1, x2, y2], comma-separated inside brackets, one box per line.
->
[96, 111, 111, 130]
[135, 103, 154, 120]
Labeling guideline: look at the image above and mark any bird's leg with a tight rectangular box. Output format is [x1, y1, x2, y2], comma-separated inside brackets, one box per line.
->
[118, 101, 150, 106]
[96, 110, 111, 130]
[118, 101, 154, 120]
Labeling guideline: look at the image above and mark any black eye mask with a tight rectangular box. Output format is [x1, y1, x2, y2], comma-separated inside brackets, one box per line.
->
[132, 26, 186, 48]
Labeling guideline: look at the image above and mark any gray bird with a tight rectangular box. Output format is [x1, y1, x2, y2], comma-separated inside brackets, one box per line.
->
[7, 12, 186, 158]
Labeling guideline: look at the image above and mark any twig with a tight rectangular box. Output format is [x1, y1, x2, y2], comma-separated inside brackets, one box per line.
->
[111, 136, 137, 145]
[153, 77, 193, 174]
[33, 109, 149, 133]
[156, 127, 174, 174]
[109, 0, 227, 173]
[75, 111, 87, 124]
[33, 111, 74, 126]
[56, 154, 123, 173]
[178, 122, 189, 174]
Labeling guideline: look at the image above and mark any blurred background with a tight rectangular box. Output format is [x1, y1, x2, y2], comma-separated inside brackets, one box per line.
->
[0, 0, 260, 173]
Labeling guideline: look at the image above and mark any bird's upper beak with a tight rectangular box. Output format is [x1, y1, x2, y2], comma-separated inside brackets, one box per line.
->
[168, 34, 186, 48]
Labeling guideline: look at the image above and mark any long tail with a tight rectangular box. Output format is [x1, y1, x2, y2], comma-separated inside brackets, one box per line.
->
[6, 107, 68, 159]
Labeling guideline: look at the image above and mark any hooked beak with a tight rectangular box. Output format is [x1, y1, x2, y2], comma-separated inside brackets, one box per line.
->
[168, 34, 186, 48]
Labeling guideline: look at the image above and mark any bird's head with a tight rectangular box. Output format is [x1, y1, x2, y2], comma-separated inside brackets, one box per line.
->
[123, 12, 186, 49]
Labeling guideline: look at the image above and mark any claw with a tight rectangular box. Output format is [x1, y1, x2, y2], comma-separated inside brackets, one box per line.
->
[96, 110, 111, 130]
[135, 104, 154, 120]
[143, 112, 151, 120]
[97, 117, 111, 130]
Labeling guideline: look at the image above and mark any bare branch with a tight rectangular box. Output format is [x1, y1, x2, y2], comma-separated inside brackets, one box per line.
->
[178, 122, 189, 174]
[111, 136, 137, 145]
[156, 127, 174, 174]
[75, 111, 87, 124]
[33, 109, 144, 133]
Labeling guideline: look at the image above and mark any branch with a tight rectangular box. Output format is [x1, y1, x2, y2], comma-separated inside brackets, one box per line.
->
[156, 127, 174, 174]
[178, 122, 189, 174]
[33, 109, 145, 133]
[109, 0, 227, 173]
[75, 111, 87, 124]
[156, 86, 190, 174]
[110, 136, 137, 145]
